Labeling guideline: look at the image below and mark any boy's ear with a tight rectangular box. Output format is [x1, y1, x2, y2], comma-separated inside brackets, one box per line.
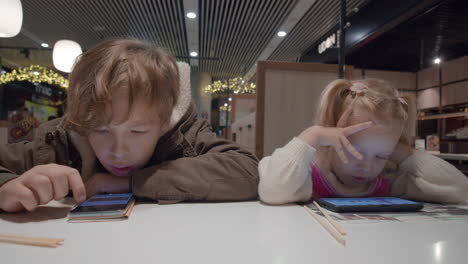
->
[159, 119, 171, 135]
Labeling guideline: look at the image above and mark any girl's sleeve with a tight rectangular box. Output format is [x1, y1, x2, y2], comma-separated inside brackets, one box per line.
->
[258, 137, 316, 204]
[391, 150, 468, 204]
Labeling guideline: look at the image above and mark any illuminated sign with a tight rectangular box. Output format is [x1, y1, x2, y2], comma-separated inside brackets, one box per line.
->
[318, 32, 338, 54]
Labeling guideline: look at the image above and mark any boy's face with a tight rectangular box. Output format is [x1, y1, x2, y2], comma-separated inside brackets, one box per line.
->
[87, 94, 166, 177]
[331, 111, 403, 187]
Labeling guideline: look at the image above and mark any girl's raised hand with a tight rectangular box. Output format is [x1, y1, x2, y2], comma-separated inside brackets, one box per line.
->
[298, 121, 374, 164]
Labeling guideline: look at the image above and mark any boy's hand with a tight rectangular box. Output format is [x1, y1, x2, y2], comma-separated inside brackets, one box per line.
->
[0, 164, 86, 212]
[298, 122, 374, 164]
[85, 173, 130, 198]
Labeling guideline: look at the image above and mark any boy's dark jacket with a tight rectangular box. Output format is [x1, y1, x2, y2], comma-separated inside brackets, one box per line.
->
[0, 63, 259, 202]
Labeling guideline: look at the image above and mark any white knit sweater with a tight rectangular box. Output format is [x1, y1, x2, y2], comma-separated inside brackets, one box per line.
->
[259, 137, 468, 205]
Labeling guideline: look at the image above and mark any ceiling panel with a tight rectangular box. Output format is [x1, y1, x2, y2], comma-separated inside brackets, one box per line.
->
[0, 0, 371, 79]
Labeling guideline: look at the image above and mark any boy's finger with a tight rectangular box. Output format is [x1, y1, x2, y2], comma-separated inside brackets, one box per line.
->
[0, 200, 24, 213]
[340, 136, 363, 160]
[17, 186, 39, 212]
[66, 169, 86, 203]
[343, 121, 373, 136]
[35, 164, 86, 202]
[24, 175, 53, 204]
[51, 171, 69, 200]
[36, 164, 69, 200]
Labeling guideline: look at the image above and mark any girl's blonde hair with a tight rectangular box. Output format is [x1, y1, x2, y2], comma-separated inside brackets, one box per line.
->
[315, 78, 416, 145]
[314, 79, 416, 171]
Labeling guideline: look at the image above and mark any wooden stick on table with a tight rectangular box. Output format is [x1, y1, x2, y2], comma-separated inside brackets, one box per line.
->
[303, 205, 346, 246]
[0, 233, 64, 248]
[313, 201, 347, 236]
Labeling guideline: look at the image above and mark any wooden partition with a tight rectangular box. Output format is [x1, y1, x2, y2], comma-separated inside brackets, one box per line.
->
[230, 94, 256, 152]
[230, 94, 256, 124]
[255, 61, 353, 158]
[231, 112, 255, 153]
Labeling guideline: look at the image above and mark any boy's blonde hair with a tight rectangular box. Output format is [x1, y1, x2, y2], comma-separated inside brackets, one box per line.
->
[315, 79, 416, 145]
[65, 39, 179, 134]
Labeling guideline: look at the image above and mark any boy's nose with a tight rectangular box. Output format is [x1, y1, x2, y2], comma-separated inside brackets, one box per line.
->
[110, 139, 128, 157]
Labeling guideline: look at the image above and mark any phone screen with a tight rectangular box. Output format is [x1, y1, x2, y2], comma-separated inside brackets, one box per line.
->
[71, 193, 133, 213]
[320, 197, 420, 206]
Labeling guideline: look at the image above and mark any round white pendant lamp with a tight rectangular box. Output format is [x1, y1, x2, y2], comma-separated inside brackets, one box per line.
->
[0, 0, 23, 38]
[53, 40, 82, 73]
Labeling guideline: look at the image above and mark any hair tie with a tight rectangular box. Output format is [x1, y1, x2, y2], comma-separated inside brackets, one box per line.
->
[348, 82, 367, 98]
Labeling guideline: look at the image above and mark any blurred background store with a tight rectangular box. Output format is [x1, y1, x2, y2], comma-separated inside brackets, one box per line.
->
[1, 0, 468, 173]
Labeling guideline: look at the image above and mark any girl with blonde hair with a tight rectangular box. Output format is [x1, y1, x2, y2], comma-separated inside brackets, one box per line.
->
[259, 79, 468, 205]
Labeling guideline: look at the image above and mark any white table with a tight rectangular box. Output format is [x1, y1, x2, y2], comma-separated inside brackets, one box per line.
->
[2, 201, 468, 264]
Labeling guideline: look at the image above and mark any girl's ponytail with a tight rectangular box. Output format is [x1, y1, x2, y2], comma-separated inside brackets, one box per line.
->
[315, 79, 352, 127]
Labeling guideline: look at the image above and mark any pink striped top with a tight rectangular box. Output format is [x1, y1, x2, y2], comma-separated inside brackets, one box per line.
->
[310, 162, 390, 198]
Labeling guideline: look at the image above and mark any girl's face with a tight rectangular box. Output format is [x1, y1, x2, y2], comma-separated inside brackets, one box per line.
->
[331, 111, 403, 187]
[87, 93, 166, 177]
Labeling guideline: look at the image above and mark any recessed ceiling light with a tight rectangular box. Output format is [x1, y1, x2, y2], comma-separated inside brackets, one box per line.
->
[228, 97, 232, 101]
[224, 103, 228, 107]
[186, 12, 197, 19]
[434, 57, 441, 64]
[190, 51, 198, 57]
[277, 31, 287, 37]
[41, 43, 49, 48]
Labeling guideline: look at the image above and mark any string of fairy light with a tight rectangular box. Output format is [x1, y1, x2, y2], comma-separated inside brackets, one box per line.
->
[203, 77, 256, 112]
[219, 105, 231, 112]
[204, 77, 256, 96]
[0, 65, 69, 89]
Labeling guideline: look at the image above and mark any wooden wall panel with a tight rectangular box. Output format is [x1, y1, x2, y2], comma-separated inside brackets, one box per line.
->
[256, 61, 353, 158]
[417, 88, 440, 109]
[442, 55, 468, 84]
[417, 66, 439, 89]
[442, 81, 468, 106]
[364, 70, 416, 90]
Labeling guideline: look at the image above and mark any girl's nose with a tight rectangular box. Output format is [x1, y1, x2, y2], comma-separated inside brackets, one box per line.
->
[355, 155, 371, 170]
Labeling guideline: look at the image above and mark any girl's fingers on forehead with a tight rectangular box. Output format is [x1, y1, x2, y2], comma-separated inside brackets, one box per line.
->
[340, 136, 363, 160]
[334, 143, 348, 164]
[343, 121, 374, 136]
[337, 106, 353, 128]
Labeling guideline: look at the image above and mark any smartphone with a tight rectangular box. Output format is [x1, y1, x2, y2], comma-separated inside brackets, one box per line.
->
[70, 193, 134, 216]
[315, 197, 424, 213]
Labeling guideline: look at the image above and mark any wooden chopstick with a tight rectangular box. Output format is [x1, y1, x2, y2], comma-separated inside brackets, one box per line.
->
[313, 201, 347, 235]
[303, 205, 346, 246]
[0, 233, 64, 248]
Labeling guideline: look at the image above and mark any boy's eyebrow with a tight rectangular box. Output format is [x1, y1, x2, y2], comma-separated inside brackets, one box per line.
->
[128, 120, 153, 126]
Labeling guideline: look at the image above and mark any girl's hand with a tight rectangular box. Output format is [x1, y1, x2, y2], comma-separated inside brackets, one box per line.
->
[0, 164, 86, 212]
[298, 121, 374, 164]
[85, 173, 130, 198]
